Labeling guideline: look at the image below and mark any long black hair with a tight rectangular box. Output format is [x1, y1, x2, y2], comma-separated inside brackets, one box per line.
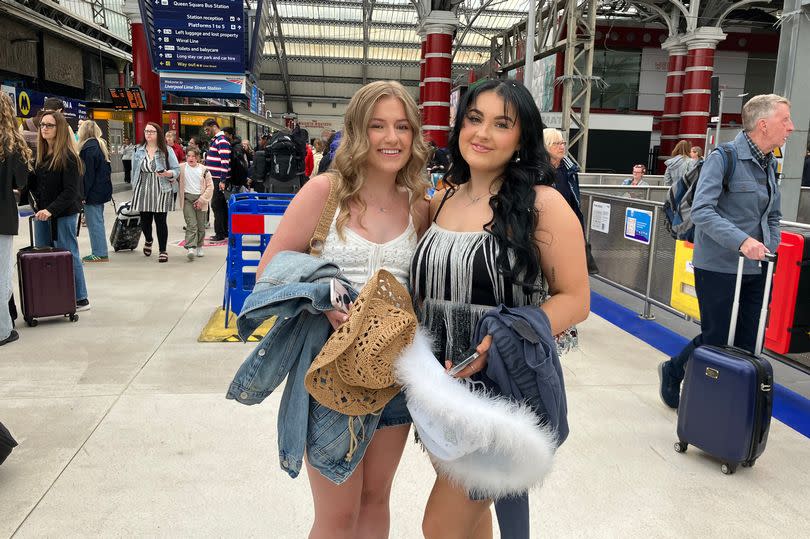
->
[446, 79, 555, 294]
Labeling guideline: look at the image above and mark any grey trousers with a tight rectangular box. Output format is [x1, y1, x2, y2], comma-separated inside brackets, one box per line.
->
[183, 193, 207, 249]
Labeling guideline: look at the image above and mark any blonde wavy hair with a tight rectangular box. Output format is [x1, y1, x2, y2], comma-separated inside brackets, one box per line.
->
[78, 119, 110, 162]
[330, 80, 428, 237]
[37, 111, 83, 175]
[0, 93, 32, 167]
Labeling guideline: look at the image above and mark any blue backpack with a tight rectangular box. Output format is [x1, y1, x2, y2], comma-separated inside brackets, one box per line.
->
[663, 144, 736, 242]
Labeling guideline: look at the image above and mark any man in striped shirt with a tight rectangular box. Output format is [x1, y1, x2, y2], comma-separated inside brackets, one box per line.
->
[203, 118, 231, 241]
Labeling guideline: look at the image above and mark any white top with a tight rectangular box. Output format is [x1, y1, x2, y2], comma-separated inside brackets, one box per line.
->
[184, 164, 203, 195]
[320, 208, 417, 290]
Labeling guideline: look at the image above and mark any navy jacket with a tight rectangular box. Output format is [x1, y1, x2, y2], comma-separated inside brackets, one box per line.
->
[473, 304, 569, 539]
[80, 139, 112, 205]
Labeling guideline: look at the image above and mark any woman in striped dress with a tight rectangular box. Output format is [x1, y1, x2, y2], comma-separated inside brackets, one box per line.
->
[131, 122, 180, 263]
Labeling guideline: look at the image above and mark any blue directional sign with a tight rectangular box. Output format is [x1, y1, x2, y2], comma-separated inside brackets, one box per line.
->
[150, 0, 245, 75]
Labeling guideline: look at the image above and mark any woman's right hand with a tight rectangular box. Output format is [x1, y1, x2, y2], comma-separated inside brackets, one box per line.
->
[325, 308, 350, 330]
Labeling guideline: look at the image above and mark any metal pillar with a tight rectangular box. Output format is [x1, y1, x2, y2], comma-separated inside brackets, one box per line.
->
[773, 0, 810, 222]
[559, 0, 597, 170]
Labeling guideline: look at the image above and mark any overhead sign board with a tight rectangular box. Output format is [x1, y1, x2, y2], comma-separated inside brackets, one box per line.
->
[150, 0, 245, 74]
[109, 88, 147, 110]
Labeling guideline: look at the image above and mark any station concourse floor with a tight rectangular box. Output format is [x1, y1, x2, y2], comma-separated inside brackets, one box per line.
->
[2, 202, 810, 538]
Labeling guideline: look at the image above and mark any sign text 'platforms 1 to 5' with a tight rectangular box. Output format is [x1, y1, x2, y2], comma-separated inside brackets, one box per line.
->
[152, 0, 244, 74]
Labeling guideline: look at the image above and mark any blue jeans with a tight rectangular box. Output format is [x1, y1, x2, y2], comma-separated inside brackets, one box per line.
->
[83, 204, 108, 257]
[0, 235, 13, 340]
[34, 215, 88, 302]
[670, 265, 767, 381]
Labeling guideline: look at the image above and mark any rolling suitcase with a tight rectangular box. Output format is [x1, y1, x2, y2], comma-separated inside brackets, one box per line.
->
[109, 200, 141, 252]
[674, 253, 775, 475]
[17, 217, 79, 327]
[765, 229, 810, 354]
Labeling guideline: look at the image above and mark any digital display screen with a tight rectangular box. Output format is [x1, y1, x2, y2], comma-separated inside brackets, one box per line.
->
[108, 88, 147, 111]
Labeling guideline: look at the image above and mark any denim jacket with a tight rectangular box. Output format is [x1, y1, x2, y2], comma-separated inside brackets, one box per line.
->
[131, 145, 180, 195]
[692, 131, 781, 274]
[473, 305, 569, 539]
[228, 251, 381, 483]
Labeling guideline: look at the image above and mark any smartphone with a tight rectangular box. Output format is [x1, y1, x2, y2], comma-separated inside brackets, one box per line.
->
[329, 278, 351, 314]
[156, 169, 166, 174]
[448, 351, 480, 376]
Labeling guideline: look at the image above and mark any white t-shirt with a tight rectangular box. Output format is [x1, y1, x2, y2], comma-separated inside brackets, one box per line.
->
[184, 164, 203, 195]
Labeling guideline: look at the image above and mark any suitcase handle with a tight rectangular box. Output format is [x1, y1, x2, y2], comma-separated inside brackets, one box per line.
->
[728, 252, 777, 356]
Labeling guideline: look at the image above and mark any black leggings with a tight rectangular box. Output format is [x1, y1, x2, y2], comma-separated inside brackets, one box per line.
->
[140, 211, 168, 252]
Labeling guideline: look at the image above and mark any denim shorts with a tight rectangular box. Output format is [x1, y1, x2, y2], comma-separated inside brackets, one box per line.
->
[377, 391, 412, 429]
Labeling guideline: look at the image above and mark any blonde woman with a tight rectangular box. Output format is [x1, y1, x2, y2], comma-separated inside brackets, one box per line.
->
[78, 120, 113, 262]
[30, 111, 89, 310]
[255, 81, 430, 539]
[1, 94, 32, 345]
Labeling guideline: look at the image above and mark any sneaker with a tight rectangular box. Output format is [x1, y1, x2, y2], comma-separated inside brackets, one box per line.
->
[187, 248, 196, 261]
[76, 299, 91, 312]
[82, 255, 109, 263]
[196, 247, 204, 257]
[658, 361, 681, 409]
[0, 330, 19, 346]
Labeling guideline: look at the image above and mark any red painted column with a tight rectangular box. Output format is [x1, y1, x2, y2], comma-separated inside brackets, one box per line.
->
[419, 12, 457, 147]
[130, 22, 162, 139]
[678, 29, 725, 152]
[658, 39, 687, 173]
[419, 34, 427, 124]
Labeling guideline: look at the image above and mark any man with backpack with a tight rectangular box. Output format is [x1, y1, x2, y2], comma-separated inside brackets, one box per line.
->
[658, 94, 794, 409]
[203, 118, 231, 241]
[257, 130, 303, 193]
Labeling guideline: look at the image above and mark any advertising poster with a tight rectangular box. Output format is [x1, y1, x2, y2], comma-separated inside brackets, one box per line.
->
[624, 207, 653, 245]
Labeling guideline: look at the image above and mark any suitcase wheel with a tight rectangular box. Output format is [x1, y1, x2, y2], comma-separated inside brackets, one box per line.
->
[741, 459, 756, 468]
[721, 463, 737, 475]
[674, 442, 687, 453]
[69, 313, 79, 322]
[25, 318, 38, 327]
[114, 247, 120, 252]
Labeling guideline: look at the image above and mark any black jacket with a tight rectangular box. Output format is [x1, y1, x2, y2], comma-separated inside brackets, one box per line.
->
[80, 139, 112, 205]
[0, 152, 28, 235]
[29, 153, 83, 218]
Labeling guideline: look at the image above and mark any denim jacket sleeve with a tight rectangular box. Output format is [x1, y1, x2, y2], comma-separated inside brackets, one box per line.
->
[691, 149, 749, 252]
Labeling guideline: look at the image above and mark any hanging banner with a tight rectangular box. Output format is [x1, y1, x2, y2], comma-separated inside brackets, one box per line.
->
[159, 74, 248, 98]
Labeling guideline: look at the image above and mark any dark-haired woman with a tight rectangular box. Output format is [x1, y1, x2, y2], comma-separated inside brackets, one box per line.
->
[29, 111, 90, 310]
[411, 80, 590, 538]
[131, 122, 180, 263]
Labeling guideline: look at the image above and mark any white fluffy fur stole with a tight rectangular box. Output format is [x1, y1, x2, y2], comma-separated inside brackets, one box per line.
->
[395, 329, 556, 499]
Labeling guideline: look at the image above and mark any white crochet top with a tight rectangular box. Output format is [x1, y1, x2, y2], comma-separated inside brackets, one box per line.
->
[320, 208, 417, 290]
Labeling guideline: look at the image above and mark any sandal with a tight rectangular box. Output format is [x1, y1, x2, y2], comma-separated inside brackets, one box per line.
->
[158, 252, 168, 263]
[143, 241, 153, 257]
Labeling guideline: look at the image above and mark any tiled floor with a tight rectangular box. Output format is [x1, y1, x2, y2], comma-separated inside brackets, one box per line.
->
[2, 205, 809, 538]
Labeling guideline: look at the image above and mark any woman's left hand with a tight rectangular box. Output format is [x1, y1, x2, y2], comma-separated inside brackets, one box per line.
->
[445, 335, 492, 378]
[158, 171, 173, 178]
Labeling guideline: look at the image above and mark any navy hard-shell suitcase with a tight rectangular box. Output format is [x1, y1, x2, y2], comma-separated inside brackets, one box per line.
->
[675, 253, 776, 474]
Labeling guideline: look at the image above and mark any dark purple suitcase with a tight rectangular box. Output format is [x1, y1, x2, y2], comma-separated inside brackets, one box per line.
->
[17, 217, 78, 327]
[675, 254, 775, 474]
